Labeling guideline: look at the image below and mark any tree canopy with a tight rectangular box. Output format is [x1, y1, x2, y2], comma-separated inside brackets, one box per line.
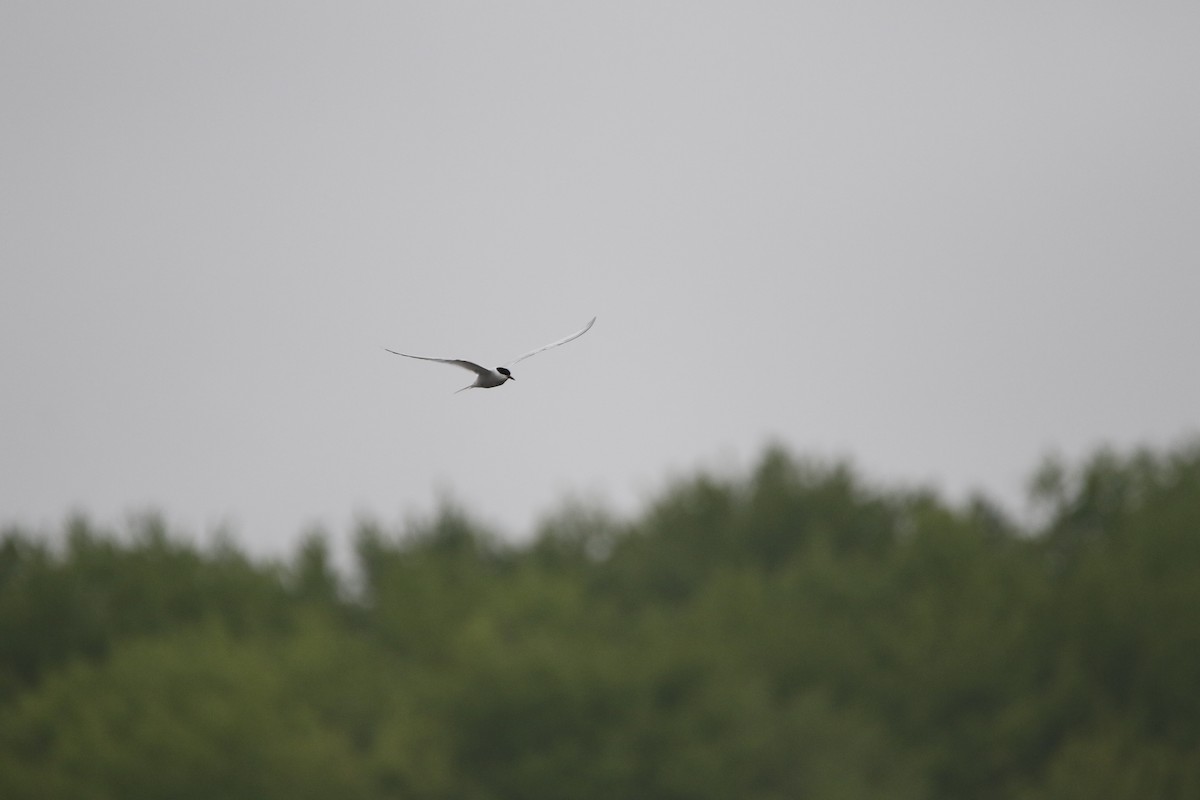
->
[3, 441, 1199, 799]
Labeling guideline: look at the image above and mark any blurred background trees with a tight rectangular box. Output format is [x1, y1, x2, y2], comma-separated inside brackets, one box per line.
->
[2, 440, 1199, 799]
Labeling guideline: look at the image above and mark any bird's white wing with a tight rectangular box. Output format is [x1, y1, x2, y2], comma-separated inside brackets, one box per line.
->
[384, 350, 491, 376]
[504, 317, 596, 368]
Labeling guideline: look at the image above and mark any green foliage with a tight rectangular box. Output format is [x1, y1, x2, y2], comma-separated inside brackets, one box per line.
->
[0, 515, 291, 704]
[0, 623, 373, 800]
[2, 439, 1199, 798]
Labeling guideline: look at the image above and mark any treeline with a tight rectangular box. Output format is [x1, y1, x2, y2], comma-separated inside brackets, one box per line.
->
[2, 442, 1199, 799]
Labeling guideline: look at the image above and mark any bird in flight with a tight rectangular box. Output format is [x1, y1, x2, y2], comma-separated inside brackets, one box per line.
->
[386, 316, 596, 393]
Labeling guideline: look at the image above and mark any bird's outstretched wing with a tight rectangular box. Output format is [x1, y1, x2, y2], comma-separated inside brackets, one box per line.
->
[384, 350, 490, 377]
[504, 316, 596, 368]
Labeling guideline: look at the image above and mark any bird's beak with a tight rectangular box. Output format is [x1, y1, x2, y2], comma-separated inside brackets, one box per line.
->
[509, 375, 516, 380]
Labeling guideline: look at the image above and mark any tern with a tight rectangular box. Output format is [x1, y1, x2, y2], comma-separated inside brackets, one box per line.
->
[386, 316, 596, 393]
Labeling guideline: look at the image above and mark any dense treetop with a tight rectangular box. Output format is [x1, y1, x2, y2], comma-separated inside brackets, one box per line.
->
[2, 441, 1199, 799]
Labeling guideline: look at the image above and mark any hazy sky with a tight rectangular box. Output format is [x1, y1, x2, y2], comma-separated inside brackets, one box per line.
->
[3, 3, 1198, 557]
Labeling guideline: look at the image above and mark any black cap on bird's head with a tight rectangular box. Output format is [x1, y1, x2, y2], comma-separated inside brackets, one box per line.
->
[497, 367, 513, 379]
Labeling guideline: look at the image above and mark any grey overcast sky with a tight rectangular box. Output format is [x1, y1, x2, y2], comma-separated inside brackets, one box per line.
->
[2, 2, 1198, 556]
